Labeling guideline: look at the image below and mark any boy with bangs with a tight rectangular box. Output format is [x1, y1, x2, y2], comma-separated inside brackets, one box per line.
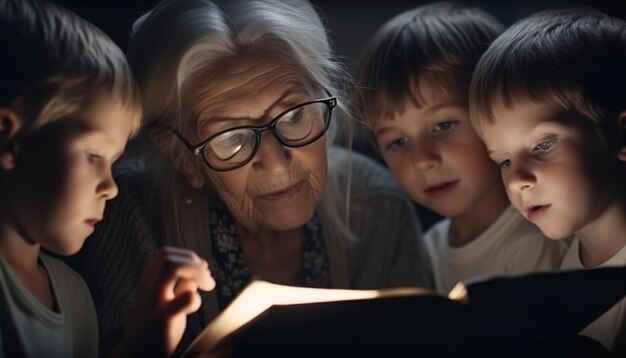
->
[0, 0, 215, 356]
[357, 2, 567, 294]
[470, 7, 626, 352]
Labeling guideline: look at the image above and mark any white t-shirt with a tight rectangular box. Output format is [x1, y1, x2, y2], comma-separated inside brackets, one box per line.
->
[0, 253, 98, 358]
[561, 239, 626, 351]
[424, 205, 569, 293]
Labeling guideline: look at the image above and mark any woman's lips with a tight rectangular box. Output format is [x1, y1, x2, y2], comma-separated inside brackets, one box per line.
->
[258, 181, 304, 201]
[423, 180, 458, 198]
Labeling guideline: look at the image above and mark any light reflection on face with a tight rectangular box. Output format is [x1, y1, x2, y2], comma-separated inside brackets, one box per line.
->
[481, 100, 613, 239]
[10, 95, 134, 254]
[185, 52, 328, 231]
[373, 75, 504, 220]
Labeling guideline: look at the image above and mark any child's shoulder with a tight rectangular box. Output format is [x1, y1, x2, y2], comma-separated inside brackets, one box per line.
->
[40, 252, 97, 319]
[39, 252, 89, 291]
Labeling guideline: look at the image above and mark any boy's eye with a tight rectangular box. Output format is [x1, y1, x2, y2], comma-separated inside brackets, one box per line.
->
[386, 137, 408, 150]
[434, 121, 456, 132]
[535, 139, 555, 153]
[499, 159, 511, 169]
[86, 152, 102, 162]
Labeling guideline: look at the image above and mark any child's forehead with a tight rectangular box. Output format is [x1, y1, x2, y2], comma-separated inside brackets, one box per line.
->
[371, 74, 467, 123]
[483, 99, 593, 138]
[81, 91, 141, 134]
[492, 98, 558, 121]
[474, 98, 530, 135]
[410, 72, 466, 102]
[65, 94, 138, 140]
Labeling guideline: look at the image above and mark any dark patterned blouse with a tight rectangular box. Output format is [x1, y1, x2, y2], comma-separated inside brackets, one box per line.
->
[208, 198, 331, 309]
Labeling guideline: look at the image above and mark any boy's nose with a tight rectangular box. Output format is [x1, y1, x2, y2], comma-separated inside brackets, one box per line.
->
[411, 142, 441, 170]
[98, 169, 119, 200]
[505, 162, 535, 193]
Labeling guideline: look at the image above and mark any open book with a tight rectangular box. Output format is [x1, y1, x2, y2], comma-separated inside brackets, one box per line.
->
[183, 266, 626, 356]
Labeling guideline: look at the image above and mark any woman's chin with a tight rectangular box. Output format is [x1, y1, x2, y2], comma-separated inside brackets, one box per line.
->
[244, 209, 316, 232]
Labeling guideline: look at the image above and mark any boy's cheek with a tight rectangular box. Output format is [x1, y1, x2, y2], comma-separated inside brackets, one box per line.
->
[503, 188, 523, 213]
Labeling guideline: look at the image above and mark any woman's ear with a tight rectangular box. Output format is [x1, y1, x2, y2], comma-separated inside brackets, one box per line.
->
[146, 126, 168, 146]
[618, 110, 626, 162]
[147, 126, 207, 188]
[0, 108, 21, 170]
[179, 156, 206, 189]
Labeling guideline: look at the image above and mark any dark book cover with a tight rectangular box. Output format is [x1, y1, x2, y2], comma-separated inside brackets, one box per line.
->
[183, 266, 626, 356]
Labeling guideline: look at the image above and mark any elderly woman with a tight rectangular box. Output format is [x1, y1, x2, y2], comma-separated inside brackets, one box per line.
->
[69, 0, 432, 355]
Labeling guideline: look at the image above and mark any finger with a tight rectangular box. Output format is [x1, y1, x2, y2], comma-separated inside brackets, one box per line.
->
[142, 248, 215, 295]
[161, 246, 206, 265]
[162, 290, 203, 317]
[174, 277, 198, 297]
[155, 256, 216, 298]
[142, 247, 207, 282]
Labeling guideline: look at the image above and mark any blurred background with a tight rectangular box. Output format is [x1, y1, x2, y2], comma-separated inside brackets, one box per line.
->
[48, 0, 626, 230]
[49, 0, 626, 66]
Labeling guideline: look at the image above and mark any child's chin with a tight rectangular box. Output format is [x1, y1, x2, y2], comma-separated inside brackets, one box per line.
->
[538, 226, 572, 241]
[54, 241, 86, 257]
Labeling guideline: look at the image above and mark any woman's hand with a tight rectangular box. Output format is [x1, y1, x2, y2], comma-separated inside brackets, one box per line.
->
[111, 246, 216, 357]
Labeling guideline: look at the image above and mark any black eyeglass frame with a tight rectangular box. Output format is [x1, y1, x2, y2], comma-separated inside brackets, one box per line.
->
[173, 95, 337, 171]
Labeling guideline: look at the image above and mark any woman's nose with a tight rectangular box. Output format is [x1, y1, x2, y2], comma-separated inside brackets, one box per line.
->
[252, 131, 292, 172]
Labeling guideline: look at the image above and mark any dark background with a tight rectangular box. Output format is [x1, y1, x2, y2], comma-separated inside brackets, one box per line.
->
[49, 0, 626, 67]
[47, 0, 626, 230]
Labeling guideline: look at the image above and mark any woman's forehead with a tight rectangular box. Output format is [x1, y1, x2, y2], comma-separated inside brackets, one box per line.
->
[190, 54, 312, 111]
[196, 47, 312, 95]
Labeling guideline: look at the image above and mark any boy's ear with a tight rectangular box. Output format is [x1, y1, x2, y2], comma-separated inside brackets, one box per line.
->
[618, 110, 626, 162]
[147, 126, 206, 188]
[0, 108, 22, 170]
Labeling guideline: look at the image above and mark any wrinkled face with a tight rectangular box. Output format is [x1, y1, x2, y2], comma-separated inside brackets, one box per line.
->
[185, 52, 328, 231]
[10, 95, 134, 254]
[372, 75, 503, 218]
[481, 100, 613, 239]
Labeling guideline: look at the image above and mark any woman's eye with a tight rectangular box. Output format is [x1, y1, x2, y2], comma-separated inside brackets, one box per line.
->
[535, 139, 555, 153]
[434, 121, 456, 132]
[211, 132, 245, 160]
[282, 108, 305, 123]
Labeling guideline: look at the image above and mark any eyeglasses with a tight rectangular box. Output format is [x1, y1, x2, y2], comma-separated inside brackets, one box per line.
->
[173, 95, 337, 171]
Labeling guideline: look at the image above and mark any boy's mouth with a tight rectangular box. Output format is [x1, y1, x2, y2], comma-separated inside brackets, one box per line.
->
[423, 180, 458, 197]
[525, 204, 551, 221]
[85, 218, 101, 228]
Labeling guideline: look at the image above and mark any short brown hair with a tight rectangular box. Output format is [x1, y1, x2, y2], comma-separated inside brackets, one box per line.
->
[357, 2, 504, 122]
[0, 0, 142, 136]
[469, 7, 626, 147]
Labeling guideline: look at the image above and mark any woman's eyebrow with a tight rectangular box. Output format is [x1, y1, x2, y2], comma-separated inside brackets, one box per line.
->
[199, 88, 310, 129]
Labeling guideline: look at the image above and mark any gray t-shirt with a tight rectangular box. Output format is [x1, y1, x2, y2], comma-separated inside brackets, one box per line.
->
[425, 205, 568, 293]
[0, 253, 98, 358]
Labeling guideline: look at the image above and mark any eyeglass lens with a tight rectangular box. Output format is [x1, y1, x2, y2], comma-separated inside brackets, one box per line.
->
[204, 101, 329, 169]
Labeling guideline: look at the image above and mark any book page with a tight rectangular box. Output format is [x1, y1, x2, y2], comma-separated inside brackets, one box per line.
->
[185, 280, 437, 355]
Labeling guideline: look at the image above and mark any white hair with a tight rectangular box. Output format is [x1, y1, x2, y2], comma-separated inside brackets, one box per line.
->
[128, 0, 357, 252]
